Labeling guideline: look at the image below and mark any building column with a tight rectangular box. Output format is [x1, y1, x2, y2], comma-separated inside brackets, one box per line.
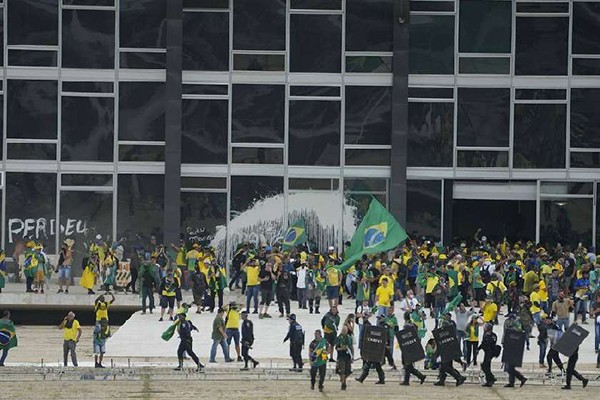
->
[443, 179, 454, 246]
[163, 0, 183, 244]
[390, 1, 410, 225]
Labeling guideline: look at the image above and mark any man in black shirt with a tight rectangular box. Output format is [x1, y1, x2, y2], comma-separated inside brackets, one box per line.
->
[276, 269, 292, 318]
[174, 312, 203, 372]
[283, 314, 304, 371]
[478, 323, 498, 387]
[240, 311, 259, 370]
[229, 245, 248, 291]
[259, 263, 276, 319]
[562, 346, 589, 390]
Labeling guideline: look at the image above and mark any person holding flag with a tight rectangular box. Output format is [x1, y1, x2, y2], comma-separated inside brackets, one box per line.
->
[282, 220, 307, 251]
[0, 310, 17, 366]
[309, 329, 328, 392]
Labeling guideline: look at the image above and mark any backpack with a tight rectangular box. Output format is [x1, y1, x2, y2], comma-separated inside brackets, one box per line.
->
[492, 282, 503, 304]
[493, 344, 502, 358]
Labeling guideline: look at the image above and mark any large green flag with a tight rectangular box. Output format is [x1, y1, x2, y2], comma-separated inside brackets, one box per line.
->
[0, 320, 18, 350]
[282, 219, 307, 251]
[337, 198, 408, 271]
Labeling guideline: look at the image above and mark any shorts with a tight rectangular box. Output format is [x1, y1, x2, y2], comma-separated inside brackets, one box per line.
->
[336, 355, 352, 376]
[58, 266, 72, 279]
[324, 332, 336, 346]
[260, 289, 273, 305]
[474, 288, 485, 301]
[226, 328, 240, 346]
[175, 288, 182, 302]
[326, 286, 338, 300]
[161, 296, 175, 309]
[93, 342, 106, 354]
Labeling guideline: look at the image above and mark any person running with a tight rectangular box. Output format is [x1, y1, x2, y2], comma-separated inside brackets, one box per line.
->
[283, 313, 304, 372]
[57, 239, 74, 294]
[174, 312, 204, 371]
[224, 302, 243, 362]
[336, 325, 353, 390]
[240, 311, 259, 370]
[434, 314, 466, 387]
[546, 318, 564, 374]
[561, 346, 589, 390]
[59, 311, 81, 367]
[478, 323, 498, 387]
[209, 308, 233, 363]
[309, 329, 328, 392]
[400, 311, 426, 386]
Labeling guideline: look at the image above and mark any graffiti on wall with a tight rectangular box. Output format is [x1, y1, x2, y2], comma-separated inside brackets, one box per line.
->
[8, 218, 91, 244]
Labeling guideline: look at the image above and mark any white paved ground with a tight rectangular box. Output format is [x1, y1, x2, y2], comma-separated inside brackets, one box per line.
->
[106, 291, 599, 367]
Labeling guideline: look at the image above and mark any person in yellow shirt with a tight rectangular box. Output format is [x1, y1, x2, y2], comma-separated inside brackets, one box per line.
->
[537, 279, 549, 313]
[244, 259, 261, 314]
[482, 298, 498, 324]
[94, 293, 115, 323]
[529, 284, 542, 325]
[325, 263, 342, 308]
[375, 278, 394, 317]
[59, 311, 82, 367]
[224, 302, 243, 362]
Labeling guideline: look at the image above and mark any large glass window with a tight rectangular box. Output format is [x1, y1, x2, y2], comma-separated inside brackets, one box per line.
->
[61, 96, 114, 162]
[183, 12, 229, 71]
[59, 191, 112, 268]
[6, 173, 57, 255]
[119, 82, 165, 141]
[345, 86, 391, 145]
[232, 85, 285, 143]
[406, 180, 441, 240]
[408, 102, 453, 167]
[233, 0, 285, 50]
[119, 0, 166, 48]
[459, 0, 511, 53]
[457, 88, 510, 147]
[346, 0, 393, 52]
[516, 17, 568, 76]
[573, 2, 600, 55]
[117, 174, 164, 245]
[289, 100, 340, 166]
[8, 0, 58, 45]
[290, 14, 342, 73]
[7, 80, 58, 139]
[571, 88, 600, 149]
[230, 176, 284, 218]
[182, 100, 228, 164]
[181, 192, 227, 244]
[409, 15, 454, 74]
[514, 104, 566, 168]
[540, 198, 593, 246]
[62, 9, 115, 69]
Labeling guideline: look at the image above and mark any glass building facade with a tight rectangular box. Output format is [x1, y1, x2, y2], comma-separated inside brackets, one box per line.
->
[0, 0, 599, 261]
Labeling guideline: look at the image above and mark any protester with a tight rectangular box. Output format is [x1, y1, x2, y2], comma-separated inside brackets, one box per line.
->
[309, 329, 328, 392]
[209, 308, 233, 363]
[335, 325, 353, 390]
[57, 239, 74, 294]
[93, 321, 108, 368]
[0, 310, 16, 366]
[224, 302, 242, 362]
[244, 259, 260, 314]
[159, 273, 177, 322]
[59, 312, 81, 367]
[321, 306, 340, 362]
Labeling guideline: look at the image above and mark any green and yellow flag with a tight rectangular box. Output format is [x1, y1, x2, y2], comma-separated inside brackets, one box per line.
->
[282, 220, 307, 251]
[338, 198, 408, 272]
[0, 320, 17, 350]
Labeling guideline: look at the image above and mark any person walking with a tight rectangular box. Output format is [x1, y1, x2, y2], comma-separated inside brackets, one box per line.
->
[57, 239, 74, 294]
[224, 302, 243, 362]
[546, 318, 564, 374]
[309, 329, 328, 392]
[325, 263, 342, 308]
[336, 325, 353, 390]
[562, 346, 589, 389]
[174, 312, 204, 371]
[59, 311, 81, 367]
[552, 292, 573, 331]
[209, 308, 234, 363]
[93, 320, 108, 368]
[0, 310, 17, 366]
[244, 259, 260, 314]
[321, 306, 340, 362]
[478, 323, 498, 387]
[159, 273, 178, 321]
[400, 311, 426, 386]
[503, 314, 528, 388]
[283, 313, 304, 371]
[139, 256, 158, 314]
[296, 262, 308, 309]
[240, 311, 259, 370]
[276, 268, 292, 318]
[258, 263, 276, 319]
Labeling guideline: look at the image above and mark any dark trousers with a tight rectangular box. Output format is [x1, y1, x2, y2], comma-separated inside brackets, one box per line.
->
[290, 342, 303, 369]
[465, 341, 478, 364]
[63, 340, 78, 367]
[506, 364, 525, 385]
[277, 290, 290, 315]
[547, 348, 563, 372]
[210, 289, 223, 312]
[481, 356, 494, 384]
[126, 268, 138, 292]
[242, 344, 256, 367]
[26, 275, 33, 292]
[565, 352, 584, 387]
[141, 286, 154, 312]
[438, 361, 462, 383]
[358, 361, 385, 383]
[229, 269, 242, 289]
[403, 363, 425, 384]
[0, 348, 8, 365]
[177, 339, 200, 366]
[385, 346, 396, 367]
[310, 364, 326, 388]
[308, 296, 321, 313]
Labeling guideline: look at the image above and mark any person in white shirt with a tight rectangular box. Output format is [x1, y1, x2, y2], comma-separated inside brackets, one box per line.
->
[399, 290, 419, 313]
[296, 263, 308, 309]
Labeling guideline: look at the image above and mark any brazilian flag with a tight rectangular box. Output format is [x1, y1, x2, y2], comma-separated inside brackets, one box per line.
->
[337, 198, 408, 272]
[282, 220, 307, 251]
[0, 320, 17, 350]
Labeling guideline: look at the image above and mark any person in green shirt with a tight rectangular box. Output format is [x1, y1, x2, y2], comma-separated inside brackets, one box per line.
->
[472, 263, 486, 307]
[355, 263, 373, 312]
[309, 329, 328, 392]
[336, 326, 353, 390]
[209, 308, 234, 363]
[381, 306, 398, 370]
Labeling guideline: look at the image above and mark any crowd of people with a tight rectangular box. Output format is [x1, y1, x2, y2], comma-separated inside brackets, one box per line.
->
[1, 233, 600, 392]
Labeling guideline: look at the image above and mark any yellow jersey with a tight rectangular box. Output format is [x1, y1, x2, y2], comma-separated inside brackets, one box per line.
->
[530, 291, 541, 313]
[482, 302, 498, 323]
[95, 302, 109, 321]
[63, 319, 80, 341]
[326, 267, 340, 287]
[246, 265, 260, 286]
[376, 285, 394, 307]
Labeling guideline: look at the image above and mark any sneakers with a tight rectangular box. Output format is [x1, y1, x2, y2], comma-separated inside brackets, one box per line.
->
[174, 366, 183, 371]
[400, 382, 410, 386]
[355, 377, 364, 383]
[504, 384, 514, 388]
[341, 383, 347, 390]
[159, 317, 164, 321]
[240, 367, 249, 371]
[375, 381, 385, 385]
[561, 385, 571, 390]
[263, 313, 272, 318]
[225, 358, 234, 363]
[311, 383, 315, 390]
[318, 386, 323, 392]
[65, 289, 69, 294]
[434, 381, 445, 386]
